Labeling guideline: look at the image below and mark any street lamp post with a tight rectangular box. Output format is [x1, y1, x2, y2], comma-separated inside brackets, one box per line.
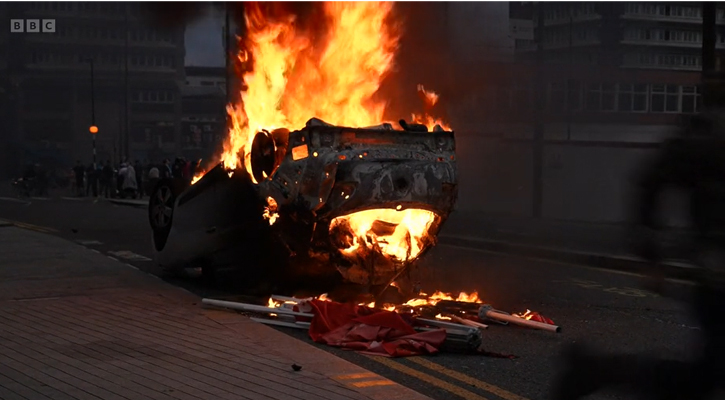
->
[87, 58, 97, 169]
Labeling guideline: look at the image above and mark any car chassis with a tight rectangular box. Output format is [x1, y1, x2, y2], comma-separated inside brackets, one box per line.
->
[149, 118, 457, 297]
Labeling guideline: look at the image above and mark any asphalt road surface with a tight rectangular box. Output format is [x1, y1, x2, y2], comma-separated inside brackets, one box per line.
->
[0, 195, 701, 400]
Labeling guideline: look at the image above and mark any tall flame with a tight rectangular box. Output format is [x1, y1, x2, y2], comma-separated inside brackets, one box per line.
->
[412, 85, 451, 131]
[219, 2, 401, 180]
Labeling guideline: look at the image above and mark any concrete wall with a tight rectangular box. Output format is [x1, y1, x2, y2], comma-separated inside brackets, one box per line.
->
[454, 133, 690, 226]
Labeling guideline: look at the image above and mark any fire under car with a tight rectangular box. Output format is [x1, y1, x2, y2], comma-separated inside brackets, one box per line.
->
[148, 118, 457, 298]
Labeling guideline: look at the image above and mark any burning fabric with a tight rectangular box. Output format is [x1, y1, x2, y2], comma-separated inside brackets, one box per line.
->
[307, 300, 445, 357]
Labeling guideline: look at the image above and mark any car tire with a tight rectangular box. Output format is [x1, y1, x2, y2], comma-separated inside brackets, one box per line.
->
[149, 178, 183, 251]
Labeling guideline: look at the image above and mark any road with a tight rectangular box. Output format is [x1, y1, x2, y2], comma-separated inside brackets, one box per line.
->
[0, 195, 699, 400]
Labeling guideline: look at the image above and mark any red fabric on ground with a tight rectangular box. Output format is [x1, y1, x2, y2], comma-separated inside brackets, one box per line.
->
[307, 299, 446, 357]
[525, 312, 555, 325]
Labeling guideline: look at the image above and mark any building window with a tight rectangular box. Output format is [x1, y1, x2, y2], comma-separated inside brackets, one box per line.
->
[633, 84, 648, 112]
[132, 90, 175, 103]
[617, 84, 633, 111]
[601, 83, 616, 111]
[650, 85, 665, 112]
[650, 84, 680, 113]
[671, 6, 701, 19]
[681, 86, 701, 113]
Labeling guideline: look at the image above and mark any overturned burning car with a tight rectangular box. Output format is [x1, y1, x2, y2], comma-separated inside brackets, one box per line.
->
[149, 118, 457, 296]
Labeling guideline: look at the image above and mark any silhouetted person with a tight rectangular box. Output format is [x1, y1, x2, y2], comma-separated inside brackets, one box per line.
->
[134, 160, 143, 199]
[147, 164, 160, 195]
[551, 113, 725, 400]
[72, 161, 85, 197]
[85, 163, 98, 197]
[161, 159, 172, 179]
[182, 158, 191, 183]
[101, 161, 113, 198]
[172, 157, 183, 179]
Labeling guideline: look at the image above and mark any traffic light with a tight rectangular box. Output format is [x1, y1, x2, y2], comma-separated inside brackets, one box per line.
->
[89, 125, 99, 134]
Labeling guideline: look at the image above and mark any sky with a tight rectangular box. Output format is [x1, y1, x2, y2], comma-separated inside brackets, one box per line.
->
[184, 7, 226, 67]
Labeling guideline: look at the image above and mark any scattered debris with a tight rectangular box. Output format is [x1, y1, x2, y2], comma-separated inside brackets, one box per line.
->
[202, 293, 560, 357]
[292, 364, 302, 372]
[479, 305, 561, 333]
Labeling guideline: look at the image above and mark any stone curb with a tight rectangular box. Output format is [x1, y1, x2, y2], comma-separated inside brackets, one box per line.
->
[438, 234, 701, 280]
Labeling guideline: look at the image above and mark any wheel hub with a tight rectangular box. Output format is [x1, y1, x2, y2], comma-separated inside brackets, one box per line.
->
[152, 186, 173, 228]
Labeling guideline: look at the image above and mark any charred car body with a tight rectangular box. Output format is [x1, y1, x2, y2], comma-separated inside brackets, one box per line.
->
[149, 118, 457, 296]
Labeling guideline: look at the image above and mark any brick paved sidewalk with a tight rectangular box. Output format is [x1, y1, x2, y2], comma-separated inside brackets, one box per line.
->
[0, 226, 430, 400]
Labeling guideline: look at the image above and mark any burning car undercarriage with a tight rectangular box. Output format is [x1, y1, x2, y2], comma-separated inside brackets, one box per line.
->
[150, 117, 457, 301]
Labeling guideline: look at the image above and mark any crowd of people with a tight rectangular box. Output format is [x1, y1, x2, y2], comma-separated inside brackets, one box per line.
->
[67, 157, 198, 199]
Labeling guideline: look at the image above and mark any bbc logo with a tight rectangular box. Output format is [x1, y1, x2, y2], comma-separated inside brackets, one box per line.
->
[10, 19, 56, 33]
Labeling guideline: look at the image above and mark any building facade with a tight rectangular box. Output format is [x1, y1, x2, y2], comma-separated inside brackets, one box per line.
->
[444, 3, 725, 223]
[181, 66, 227, 162]
[0, 2, 185, 176]
[449, 2, 725, 137]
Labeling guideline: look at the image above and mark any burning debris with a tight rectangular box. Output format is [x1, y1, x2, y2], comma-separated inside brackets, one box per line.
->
[262, 196, 279, 225]
[201, 289, 559, 357]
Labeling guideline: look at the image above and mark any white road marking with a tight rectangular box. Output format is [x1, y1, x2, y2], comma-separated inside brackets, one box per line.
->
[107, 256, 119, 261]
[29, 197, 49, 201]
[125, 263, 139, 270]
[0, 197, 31, 204]
[89, 249, 100, 254]
[77, 240, 103, 246]
[61, 197, 87, 201]
[107, 250, 152, 262]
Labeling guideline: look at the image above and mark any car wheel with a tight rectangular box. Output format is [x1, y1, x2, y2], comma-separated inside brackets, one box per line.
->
[149, 179, 182, 251]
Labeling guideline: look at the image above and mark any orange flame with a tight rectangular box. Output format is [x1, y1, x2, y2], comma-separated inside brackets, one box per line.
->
[191, 170, 205, 185]
[381, 291, 483, 312]
[187, 2, 452, 187]
[411, 84, 451, 131]
[263, 196, 279, 225]
[267, 298, 278, 308]
[264, 290, 480, 314]
[330, 208, 438, 262]
[218, 2, 404, 180]
[515, 309, 535, 320]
